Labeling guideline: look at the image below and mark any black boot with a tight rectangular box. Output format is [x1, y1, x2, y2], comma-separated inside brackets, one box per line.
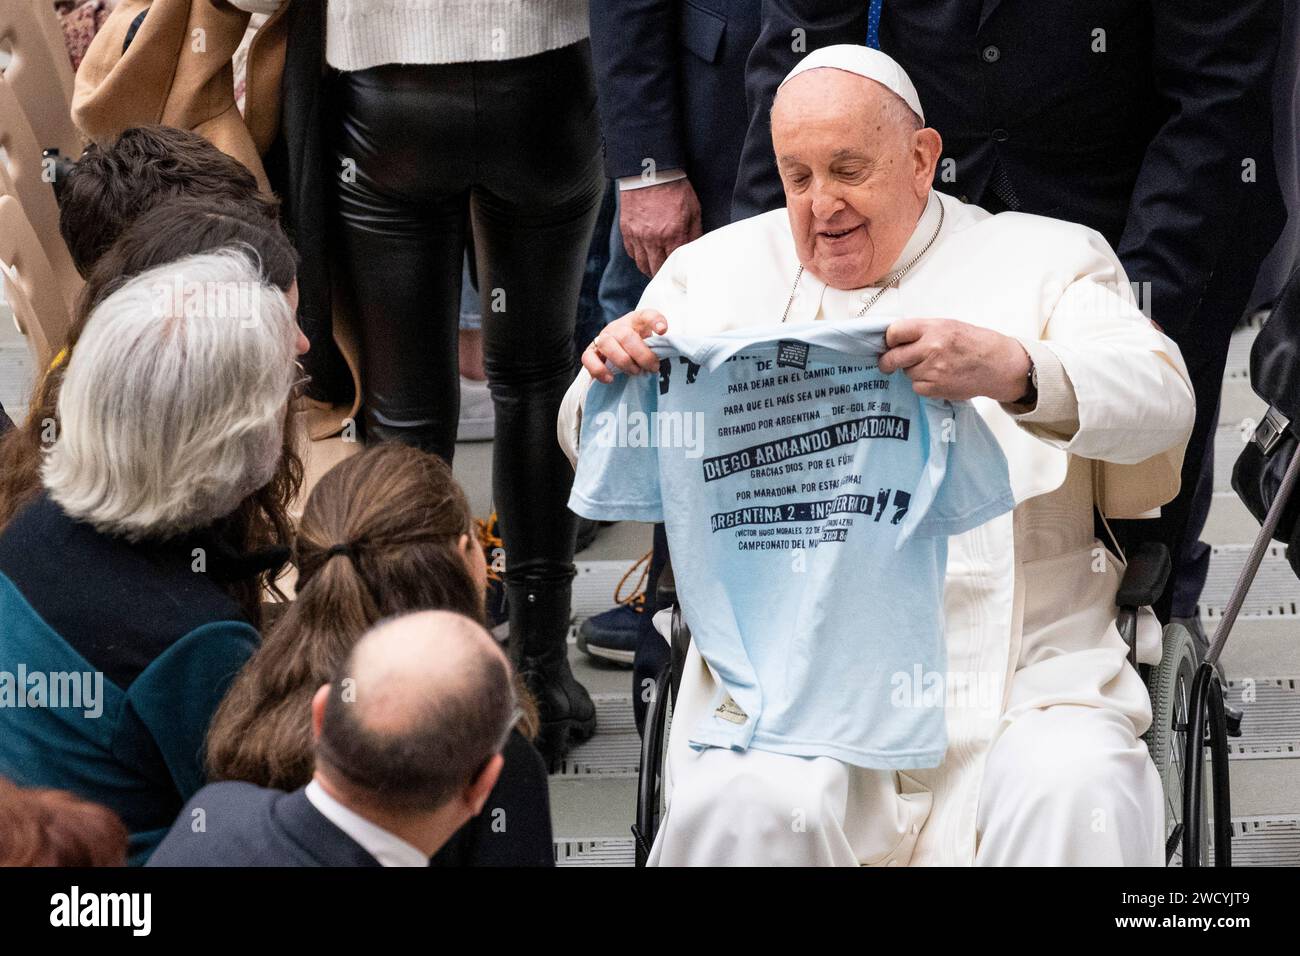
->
[508, 579, 596, 767]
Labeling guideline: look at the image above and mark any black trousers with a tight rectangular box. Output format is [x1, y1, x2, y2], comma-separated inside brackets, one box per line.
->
[1107, 330, 1232, 623]
[1107, 216, 1268, 623]
[333, 43, 604, 592]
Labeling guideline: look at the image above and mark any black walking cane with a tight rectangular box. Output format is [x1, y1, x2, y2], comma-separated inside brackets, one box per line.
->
[1184, 435, 1300, 865]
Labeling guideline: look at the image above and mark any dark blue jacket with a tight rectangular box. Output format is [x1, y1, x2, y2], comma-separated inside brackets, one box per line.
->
[588, 0, 760, 230]
[148, 782, 381, 867]
[150, 732, 555, 867]
[0, 495, 258, 863]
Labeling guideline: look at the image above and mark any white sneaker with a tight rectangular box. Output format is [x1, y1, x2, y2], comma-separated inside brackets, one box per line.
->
[458, 375, 494, 442]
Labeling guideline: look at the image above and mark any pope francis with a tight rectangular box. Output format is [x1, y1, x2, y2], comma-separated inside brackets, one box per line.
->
[558, 45, 1196, 866]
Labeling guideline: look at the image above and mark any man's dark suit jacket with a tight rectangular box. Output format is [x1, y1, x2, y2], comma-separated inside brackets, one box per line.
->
[733, 0, 1286, 343]
[589, 0, 760, 229]
[147, 782, 381, 867]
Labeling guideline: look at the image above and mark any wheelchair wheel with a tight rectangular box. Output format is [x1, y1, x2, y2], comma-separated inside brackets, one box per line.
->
[1143, 622, 1211, 866]
[633, 660, 675, 865]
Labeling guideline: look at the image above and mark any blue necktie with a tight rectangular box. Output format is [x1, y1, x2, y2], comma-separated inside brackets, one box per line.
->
[867, 0, 883, 49]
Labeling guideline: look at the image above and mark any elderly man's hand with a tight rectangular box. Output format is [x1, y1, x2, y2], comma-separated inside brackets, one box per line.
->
[582, 309, 669, 384]
[621, 180, 704, 277]
[880, 318, 1033, 403]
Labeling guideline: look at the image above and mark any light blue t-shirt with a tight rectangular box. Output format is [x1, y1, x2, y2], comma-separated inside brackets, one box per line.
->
[569, 319, 1016, 769]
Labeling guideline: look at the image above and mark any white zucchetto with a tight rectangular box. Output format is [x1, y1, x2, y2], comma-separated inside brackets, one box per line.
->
[779, 45, 925, 125]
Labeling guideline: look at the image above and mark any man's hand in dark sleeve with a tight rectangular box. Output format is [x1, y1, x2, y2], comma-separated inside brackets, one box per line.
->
[621, 178, 704, 277]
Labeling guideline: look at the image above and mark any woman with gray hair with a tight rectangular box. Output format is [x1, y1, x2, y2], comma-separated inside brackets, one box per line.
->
[42, 250, 297, 538]
[0, 247, 302, 864]
[0, 196, 308, 620]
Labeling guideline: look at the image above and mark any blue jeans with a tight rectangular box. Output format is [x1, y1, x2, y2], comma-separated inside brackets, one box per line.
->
[459, 250, 481, 331]
[573, 181, 619, 361]
[598, 189, 652, 325]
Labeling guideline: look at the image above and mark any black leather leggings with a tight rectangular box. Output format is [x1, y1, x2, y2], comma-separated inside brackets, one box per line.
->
[334, 43, 603, 593]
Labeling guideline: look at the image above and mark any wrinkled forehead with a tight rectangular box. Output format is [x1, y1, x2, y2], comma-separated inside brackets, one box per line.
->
[771, 71, 914, 154]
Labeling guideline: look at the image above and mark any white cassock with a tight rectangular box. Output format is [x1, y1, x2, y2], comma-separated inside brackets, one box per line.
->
[558, 190, 1196, 866]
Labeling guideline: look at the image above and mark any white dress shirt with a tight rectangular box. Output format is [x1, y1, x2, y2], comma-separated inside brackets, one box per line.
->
[305, 780, 429, 867]
[617, 169, 688, 191]
[226, 0, 284, 13]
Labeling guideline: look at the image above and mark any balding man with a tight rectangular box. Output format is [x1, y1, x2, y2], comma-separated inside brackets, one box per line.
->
[149, 611, 517, 866]
[560, 47, 1195, 866]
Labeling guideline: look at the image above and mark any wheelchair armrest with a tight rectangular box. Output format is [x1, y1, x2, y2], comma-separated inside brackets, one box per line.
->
[654, 553, 692, 700]
[1115, 541, 1171, 608]
[669, 605, 691, 702]
[656, 554, 677, 610]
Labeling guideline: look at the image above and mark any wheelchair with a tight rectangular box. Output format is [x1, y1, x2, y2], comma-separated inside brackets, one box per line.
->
[632, 541, 1233, 867]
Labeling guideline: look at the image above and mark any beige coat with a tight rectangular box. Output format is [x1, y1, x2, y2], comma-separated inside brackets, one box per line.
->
[72, 0, 361, 442]
[558, 191, 1196, 864]
[72, 0, 289, 190]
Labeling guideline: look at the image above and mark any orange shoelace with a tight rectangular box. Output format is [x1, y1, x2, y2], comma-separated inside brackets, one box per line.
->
[476, 517, 650, 614]
[614, 550, 652, 614]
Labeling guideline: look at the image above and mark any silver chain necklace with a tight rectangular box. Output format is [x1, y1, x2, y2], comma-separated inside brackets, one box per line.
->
[780, 200, 945, 324]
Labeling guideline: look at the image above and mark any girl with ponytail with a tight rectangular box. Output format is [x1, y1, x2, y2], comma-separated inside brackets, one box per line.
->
[206, 442, 551, 866]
